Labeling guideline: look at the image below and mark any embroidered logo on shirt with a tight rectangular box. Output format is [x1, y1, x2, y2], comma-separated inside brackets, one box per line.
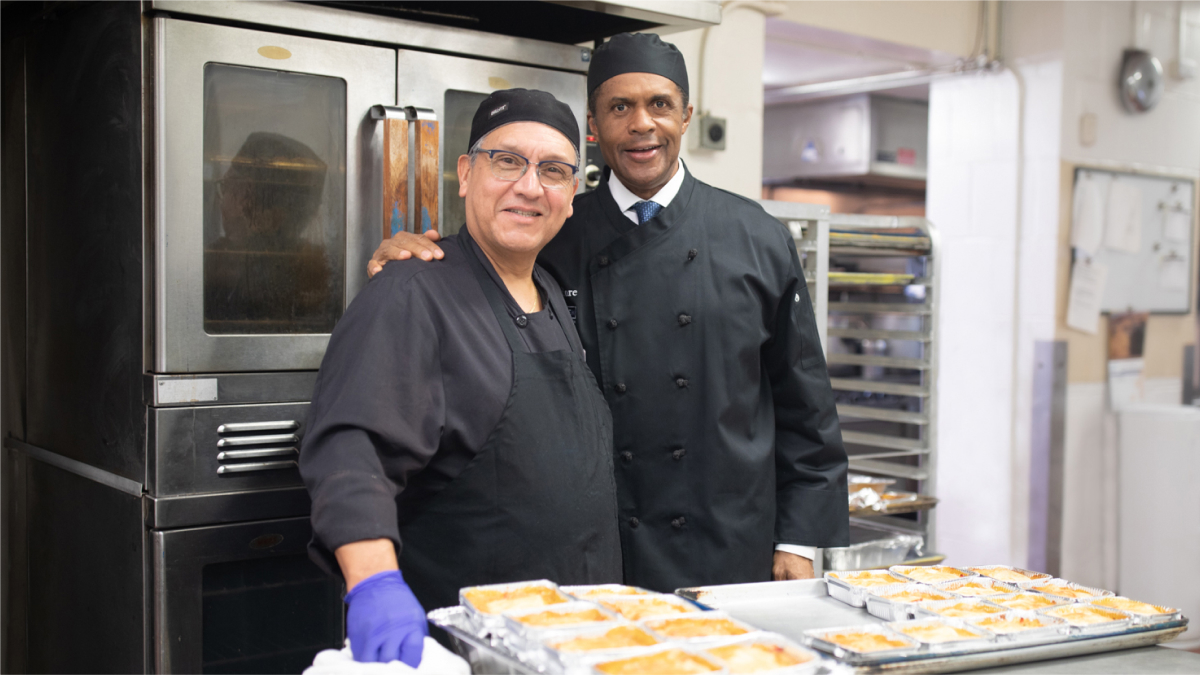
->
[563, 289, 578, 297]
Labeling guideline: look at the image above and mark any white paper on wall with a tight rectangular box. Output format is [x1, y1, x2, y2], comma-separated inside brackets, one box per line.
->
[1104, 181, 1143, 253]
[1071, 174, 1105, 255]
[1158, 256, 1189, 291]
[1066, 256, 1108, 334]
[1108, 358, 1145, 410]
[1163, 210, 1192, 243]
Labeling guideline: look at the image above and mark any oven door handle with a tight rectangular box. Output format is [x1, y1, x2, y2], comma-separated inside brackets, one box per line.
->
[372, 105, 438, 238]
[407, 107, 439, 236]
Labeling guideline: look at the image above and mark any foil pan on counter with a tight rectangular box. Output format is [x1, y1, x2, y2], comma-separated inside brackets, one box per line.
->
[823, 520, 924, 571]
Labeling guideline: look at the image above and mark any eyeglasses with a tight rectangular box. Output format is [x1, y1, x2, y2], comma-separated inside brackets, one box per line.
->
[475, 149, 577, 190]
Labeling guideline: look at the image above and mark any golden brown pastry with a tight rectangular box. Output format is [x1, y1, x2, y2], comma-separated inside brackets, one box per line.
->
[597, 597, 695, 622]
[514, 607, 609, 627]
[894, 621, 980, 643]
[897, 566, 970, 584]
[569, 586, 654, 599]
[463, 585, 568, 615]
[973, 615, 1056, 634]
[1046, 605, 1127, 625]
[990, 593, 1061, 611]
[920, 601, 1005, 618]
[645, 616, 749, 639]
[595, 649, 721, 674]
[823, 631, 912, 653]
[1030, 583, 1101, 599]
[1093, 597, 1173, 616]
[547, 625, 659, 652]
[945, 581, 1007, 597]
[706, 643, 811, 674]
[968, 567, 1049, 584]
[877, 588, 949, 604]
[830, 571, 902, 588]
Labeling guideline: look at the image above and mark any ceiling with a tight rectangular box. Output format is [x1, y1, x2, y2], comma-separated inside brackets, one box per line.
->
[763, 18, 961, 104]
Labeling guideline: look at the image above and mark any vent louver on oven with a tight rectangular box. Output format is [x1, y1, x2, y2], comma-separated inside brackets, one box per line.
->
[216, 420, 301, 475]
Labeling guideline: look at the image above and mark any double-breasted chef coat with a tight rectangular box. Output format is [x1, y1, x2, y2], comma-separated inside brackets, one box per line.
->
[538, 167, 850, 591]
[300, 228, 621, 612]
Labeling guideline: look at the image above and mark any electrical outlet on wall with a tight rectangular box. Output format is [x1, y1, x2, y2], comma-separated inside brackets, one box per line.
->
[690, 114, 727, 151]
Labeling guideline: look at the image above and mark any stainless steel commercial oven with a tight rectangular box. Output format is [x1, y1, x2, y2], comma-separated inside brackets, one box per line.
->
[2, 1, 609, 671]
[155, 18, 585, 374]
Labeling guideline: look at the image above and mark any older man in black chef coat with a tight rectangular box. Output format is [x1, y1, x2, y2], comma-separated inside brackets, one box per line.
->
[302, 89, 620, 666]
[369, 33, 849, 591]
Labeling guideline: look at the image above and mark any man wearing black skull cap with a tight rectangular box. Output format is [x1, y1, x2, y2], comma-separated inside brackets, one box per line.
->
[300, 89, 620, 666]
[370, 33, 849, 591]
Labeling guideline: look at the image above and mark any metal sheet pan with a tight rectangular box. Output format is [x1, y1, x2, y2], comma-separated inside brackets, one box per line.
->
[430, 580, 1192, 675]
[674, 579, 1188, 674]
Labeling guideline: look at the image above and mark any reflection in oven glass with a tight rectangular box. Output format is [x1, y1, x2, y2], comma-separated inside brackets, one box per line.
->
[441, 89, 490, 238]
[202, 63, 347, 335]
[202, 554, 343, 673]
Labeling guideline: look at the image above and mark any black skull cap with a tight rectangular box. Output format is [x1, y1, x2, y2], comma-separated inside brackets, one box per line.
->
[588, 33, 689, 97]
[468, 88, 580, 155]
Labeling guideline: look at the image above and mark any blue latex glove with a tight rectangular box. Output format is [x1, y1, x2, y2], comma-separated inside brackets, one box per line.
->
[345, 570, 428, 666]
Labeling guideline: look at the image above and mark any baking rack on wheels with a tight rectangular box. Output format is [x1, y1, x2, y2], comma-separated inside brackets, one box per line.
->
[822, 214, 941, 575]
[758, 200, 831, 360]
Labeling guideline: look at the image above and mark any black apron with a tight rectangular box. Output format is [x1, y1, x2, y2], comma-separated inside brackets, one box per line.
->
[396, 241, 622, 612]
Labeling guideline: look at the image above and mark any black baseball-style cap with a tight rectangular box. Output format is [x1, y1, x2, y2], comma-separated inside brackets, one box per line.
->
[468, 88, 579, 154]
[587, 33, 689, 97]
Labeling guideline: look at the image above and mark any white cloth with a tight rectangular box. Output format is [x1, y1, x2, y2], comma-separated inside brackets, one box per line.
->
[303, 638, 470, 675]
[608, 161, 686, 224]
[608, 163, 817, 565]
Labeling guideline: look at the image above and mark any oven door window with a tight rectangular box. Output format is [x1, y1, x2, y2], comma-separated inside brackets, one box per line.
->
[203, 63, 347, 335]
[441, 89, 490, 238]
[202, 554, 343, 673]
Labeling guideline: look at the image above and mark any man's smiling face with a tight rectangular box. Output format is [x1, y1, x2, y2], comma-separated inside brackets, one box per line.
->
[458, 121, 577, 261]
[588, 72, 692, 200]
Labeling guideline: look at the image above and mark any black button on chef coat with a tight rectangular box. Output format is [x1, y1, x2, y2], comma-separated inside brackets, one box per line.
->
[300, 229, 620, 609]
[538, 167, 850, 591]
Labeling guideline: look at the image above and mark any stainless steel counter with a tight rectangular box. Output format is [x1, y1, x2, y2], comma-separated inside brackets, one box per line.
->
[971, 646, 1200, 674]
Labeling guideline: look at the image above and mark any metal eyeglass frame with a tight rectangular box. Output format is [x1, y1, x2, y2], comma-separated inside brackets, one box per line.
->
[474, 149, 578, 190]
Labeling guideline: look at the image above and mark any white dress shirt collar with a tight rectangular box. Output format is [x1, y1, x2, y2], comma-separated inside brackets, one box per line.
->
[608, 160, 687, 224]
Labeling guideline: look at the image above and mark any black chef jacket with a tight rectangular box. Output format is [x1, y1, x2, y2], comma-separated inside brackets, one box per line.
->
[301, 231, 573, 573]
[538, 168, 850, 590]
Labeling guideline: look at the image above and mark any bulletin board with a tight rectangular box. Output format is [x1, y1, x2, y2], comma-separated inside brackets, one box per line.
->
[1071, 168, 1195, 314]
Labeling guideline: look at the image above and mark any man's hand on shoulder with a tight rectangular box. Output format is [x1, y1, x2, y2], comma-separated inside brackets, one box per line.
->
[773, 550, 815, 581]
[367, 229, 444, 278]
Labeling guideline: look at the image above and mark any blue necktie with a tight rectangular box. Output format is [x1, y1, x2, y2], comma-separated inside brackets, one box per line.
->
[633, 200, 662, 225]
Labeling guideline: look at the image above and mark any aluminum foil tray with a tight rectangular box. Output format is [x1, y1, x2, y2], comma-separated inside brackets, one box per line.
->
[823, 521, 924, 571]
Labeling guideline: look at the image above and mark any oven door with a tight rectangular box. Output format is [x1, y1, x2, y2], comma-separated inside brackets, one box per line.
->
[155, 18, 394, 373]
[152, 516, 343, 673]
[395, 49, 587, 238]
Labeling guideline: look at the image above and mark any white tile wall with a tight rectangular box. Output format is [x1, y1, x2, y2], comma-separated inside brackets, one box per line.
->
[1061, 1, 1200, 176]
